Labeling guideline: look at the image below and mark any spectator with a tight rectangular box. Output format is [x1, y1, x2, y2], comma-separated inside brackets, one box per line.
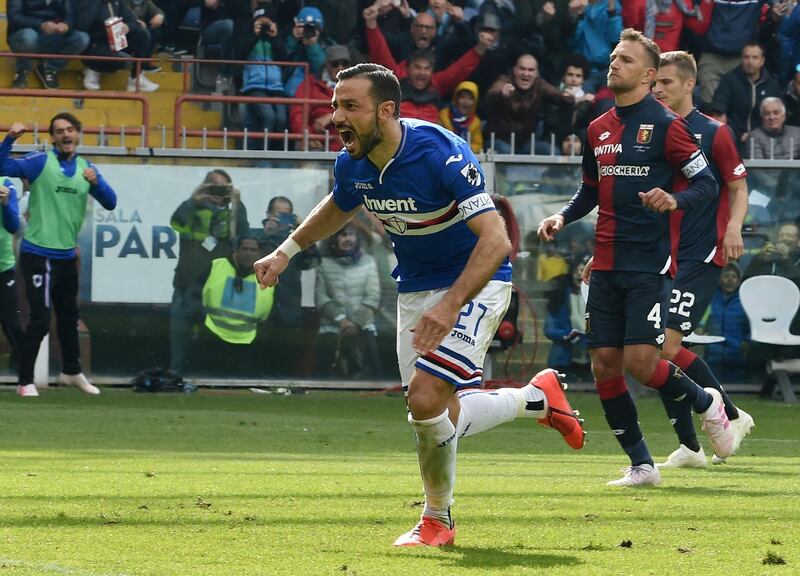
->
[744, 222, 800, 283]
[289, 44, 352, 151]
[256, 195, 319, 376]
[569, 0, 623, 92]
[169, 170, 248, 376]
[537, 240, 569, 282]
[711, 42, 782, 146]
[194, 0, 239, 93]
[747, 97, 800, 159]
[424, 0, 478, 71]
[778, 1, 800, 84]
[75, 0, 159, 92]
[484, 53, 574, 154]
[201, 234, 274, 375]
[283, 6, 329, 98]
[783, 65, 800, 126]
[7, 0, 90, 89]
[698, 0, 770, 104]
[363, 4, 435, 68]
[398, 50, 445, 123]
[0, 115, 117, 397]
[439, 80, 483, 153]
[543, 265, 588, 374]
[314, 223, 381, 379]
[307, 0, 361, 46]
[544, 53, 594, 142]
[256, 196, 318, 326]
[123, 0, 165, 72]
[0, 179, 23, 375]
[363, 3, 495, 92]
[239, 1, 288, 150]
[699, 263, 750, 381]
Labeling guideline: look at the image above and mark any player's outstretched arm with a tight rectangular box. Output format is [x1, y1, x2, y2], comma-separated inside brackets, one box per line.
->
[254, 193, 359, 289]
[411, 210, 511, 356]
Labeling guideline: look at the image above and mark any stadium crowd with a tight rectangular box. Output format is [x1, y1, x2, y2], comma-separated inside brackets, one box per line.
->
[6, 0, 800, 157]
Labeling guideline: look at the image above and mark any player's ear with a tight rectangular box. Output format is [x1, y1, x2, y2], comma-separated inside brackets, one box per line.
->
[643, 67, 657, 86]
[377, 100, 396, 122]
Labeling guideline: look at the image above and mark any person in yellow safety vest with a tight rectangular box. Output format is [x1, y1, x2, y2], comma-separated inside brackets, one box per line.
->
[202, 235, 274, 345]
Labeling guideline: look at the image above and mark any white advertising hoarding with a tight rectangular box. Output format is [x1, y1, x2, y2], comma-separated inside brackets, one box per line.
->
[89, 164, 330, 304]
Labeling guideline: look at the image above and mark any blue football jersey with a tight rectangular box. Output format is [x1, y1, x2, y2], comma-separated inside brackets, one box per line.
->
[332, 119, 512, 293]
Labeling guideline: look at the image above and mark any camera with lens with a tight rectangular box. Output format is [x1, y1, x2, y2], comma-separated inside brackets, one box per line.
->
[302, 22, 318, 40]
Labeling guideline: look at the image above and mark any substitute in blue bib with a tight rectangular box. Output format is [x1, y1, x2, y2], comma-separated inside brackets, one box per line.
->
[253, 62, 585, 548]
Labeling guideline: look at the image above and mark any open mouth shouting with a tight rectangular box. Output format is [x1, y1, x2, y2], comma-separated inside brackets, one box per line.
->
[338, 127, 356, 152]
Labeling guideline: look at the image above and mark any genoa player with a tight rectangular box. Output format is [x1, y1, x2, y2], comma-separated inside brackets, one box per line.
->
[538, 29, 735, 486]
[652, 50, 755, 467]
[254, 63, 585, 547]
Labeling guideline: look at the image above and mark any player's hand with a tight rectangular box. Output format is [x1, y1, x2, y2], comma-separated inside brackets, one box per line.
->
[254, 250, 289, 288]
[638, 187, 677, 212]
[537, 214, 564, 242]
[581, 256, 593, 284]
[83, 167, 98, 185]
[0, 185, 9, 206]
[723, 224, 743, 262]
[8, 122, 26, 139]
[411, 298, 460, 356]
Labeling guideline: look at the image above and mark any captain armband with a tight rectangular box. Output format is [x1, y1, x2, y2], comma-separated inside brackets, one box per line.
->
[277, 236, 302, 260]
[458, 192, 495, 220]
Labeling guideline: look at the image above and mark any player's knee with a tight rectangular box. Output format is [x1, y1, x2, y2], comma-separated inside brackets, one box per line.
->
[590, 349, 622, 382]
[25, 315, 50, 339]
[407, 374, 452, 420]
[623, 353, 659, 384]
[660, 329, 683, 360]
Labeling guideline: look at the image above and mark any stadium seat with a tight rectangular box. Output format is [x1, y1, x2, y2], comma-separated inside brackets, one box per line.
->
[740, 275, 800, 403]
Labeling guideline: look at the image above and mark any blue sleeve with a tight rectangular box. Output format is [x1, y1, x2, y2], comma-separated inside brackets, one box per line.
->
[0, 136, 47, 181]
[86, 162, 117, 210]
[544, 307, 571, 341]
[330, 155, 363, 212]
[1, 178, 20, 234]
[440, 137, 486, 203]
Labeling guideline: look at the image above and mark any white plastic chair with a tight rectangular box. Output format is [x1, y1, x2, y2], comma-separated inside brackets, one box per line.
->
[739, 275, 800, 402]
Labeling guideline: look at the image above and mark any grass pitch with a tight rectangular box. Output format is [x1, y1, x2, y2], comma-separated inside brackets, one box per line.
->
[0, 387, 797, 576]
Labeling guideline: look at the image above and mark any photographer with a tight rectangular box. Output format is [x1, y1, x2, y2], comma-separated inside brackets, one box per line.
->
[283, 6, 329, 98]
[744, 222, 800, 284]
[169, 170, 249, 376]
[238, 1, 288, 150]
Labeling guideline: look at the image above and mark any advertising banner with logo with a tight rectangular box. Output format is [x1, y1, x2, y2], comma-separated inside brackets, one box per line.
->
[86, 164, 330, 303]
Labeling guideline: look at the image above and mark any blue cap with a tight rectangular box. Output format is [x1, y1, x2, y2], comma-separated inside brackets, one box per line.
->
[296, 6, 324, 30]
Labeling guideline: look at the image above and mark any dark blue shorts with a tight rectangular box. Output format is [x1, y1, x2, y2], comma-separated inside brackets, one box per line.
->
[585, 270, 669, 349]
[667, 260, 721, 335]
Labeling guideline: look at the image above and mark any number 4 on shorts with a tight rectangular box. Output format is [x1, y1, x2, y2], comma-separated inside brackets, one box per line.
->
[647, 303, 661, 329]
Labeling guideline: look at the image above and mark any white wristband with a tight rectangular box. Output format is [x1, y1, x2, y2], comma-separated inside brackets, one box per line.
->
[277, 237, 301, 260]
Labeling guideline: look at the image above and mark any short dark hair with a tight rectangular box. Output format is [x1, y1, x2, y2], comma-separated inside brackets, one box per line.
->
[49, 112, 82, 135]
[267, 195, 293, 213]
[337, 63, 401, 119]
[743, 41, 764, 56]
[203, 169, 232, 184]
[408, 49, 435, 67]
[562, 53, 590, 79]
[619, 28, 660, 70]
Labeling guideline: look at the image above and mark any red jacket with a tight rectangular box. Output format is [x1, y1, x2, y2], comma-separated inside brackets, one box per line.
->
[399, 101, 441, 124]
[289, 76, 343, 151]
[365, 25, 481, 97]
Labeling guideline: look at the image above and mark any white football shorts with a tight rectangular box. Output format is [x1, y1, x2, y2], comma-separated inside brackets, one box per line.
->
[397, 280, 512, 390]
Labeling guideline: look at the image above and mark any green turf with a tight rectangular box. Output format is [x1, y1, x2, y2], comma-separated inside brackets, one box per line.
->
[0, 388, 797, 575]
